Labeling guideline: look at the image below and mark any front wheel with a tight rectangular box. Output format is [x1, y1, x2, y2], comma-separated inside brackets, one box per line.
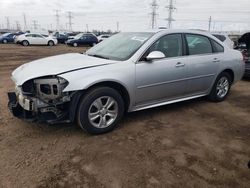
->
[48, 40, 54, 46]
[73, 42, 78, 47]
[3, 39, 7, 44]
[77, 87, 125, 134]
[208, 72, 232, 102]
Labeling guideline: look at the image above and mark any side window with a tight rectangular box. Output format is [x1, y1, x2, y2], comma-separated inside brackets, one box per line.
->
[211, 39, 224, 53]
[186, 34, 212, 55]
[36, 34, 43, 38]
[148, 34, 183, 58]
[212, 34, 226, 42]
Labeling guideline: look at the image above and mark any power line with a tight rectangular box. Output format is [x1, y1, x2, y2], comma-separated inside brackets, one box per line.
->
[149, 0, 158, 29]
[166, 0, 176, 29]
[67, 11, 73, 31]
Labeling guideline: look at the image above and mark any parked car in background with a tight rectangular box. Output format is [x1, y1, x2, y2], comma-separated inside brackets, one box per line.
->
[97, 34, 111, 42]
[237, 32, 250, 77]
[66, 33, 98, 47]
[8, 29, 244, 134]
[53, 33, 69, 44]
[66, 32, 79, 40]
[212, 33, 234, 49]
[0, 33, 15, 43]
[16, 33, 58, 46]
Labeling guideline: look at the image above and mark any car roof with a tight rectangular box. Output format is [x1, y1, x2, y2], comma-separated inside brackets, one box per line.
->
[126, 29, 211, 35]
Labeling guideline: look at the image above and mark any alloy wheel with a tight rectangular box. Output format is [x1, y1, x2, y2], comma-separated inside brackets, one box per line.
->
[216, 76, 229, 98]
[88, 96, 118, 128]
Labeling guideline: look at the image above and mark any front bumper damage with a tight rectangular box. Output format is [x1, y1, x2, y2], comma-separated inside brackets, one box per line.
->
[7, 91, 80, 124]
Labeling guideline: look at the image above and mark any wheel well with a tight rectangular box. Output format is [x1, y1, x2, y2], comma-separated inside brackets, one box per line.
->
[222, 69, 234, 83]
[87, 81, 130, 111]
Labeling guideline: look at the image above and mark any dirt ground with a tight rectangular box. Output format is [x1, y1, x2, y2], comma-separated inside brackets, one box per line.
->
[0, 44, 249, 188]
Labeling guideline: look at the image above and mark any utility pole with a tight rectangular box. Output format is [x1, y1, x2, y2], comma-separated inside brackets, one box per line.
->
[32, 20, 38, 30]
[23, 13, 27, 31]
[55, 10, 60, 30]
[166, 0, 176, 29]
[208, 16, 212, 31]
[67, 11, 73, 31]
[150, 0, 158, 29]
[15, 21, 21, 30]
[5, 17, 10, 30]
[116, 21, 119, 32]
[86, 24, 89, 32]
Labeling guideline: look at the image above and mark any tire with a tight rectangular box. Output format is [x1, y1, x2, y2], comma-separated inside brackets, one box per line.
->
[3, 39, 7, 44]
[91, 43, 97, 47]
[208, 72, 232, 102]
[48, 40, 54, 46]
[77, 87, 125, 135]
[22, 40, 29, 46]
[73, 43, 78, 47]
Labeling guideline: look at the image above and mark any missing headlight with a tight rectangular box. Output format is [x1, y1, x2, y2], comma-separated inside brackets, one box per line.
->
[40, 84, 52, 95]
[34, 77, 68, 101]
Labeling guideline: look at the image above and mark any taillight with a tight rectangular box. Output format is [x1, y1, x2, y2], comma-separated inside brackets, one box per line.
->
[242, 50, 248, 62]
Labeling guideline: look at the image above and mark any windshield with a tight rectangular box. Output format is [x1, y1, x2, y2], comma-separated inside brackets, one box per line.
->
[74, 33, 83, 39]
[86, 32, 154, 61]
[2, 33, 10, 37]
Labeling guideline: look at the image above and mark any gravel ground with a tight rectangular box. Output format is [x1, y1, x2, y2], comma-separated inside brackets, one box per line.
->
[0, 44, 250, 188]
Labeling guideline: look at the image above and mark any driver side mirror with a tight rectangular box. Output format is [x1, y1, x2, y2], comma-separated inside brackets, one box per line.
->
[146, 51, 165, 61]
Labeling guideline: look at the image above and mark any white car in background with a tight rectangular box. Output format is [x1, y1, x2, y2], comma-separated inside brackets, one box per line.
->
[212, 33, 234, 49]
[97, 34, 111, 42]
[16, 33, 58, 46]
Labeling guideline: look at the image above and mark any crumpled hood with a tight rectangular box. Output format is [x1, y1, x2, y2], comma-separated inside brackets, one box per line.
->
[12, 53, 113, 85]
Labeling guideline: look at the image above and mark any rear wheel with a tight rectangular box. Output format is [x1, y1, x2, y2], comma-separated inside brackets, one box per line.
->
[48, 40, 54, 46]
[208, 72, 232, 102]
[77, 87, 124, 134]
[22, 40, 29, 46]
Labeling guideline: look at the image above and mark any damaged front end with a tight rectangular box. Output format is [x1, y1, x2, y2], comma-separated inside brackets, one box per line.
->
[8, 76, 76, 124]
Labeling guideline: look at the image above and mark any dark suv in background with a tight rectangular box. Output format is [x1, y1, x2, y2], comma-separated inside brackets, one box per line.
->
[66, 33, 98, 47]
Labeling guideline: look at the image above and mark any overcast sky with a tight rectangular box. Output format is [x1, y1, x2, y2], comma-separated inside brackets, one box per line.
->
[0, 0, 250, 32]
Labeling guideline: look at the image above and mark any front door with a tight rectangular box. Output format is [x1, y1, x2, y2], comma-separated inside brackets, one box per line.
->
[135, 34, 188, 105]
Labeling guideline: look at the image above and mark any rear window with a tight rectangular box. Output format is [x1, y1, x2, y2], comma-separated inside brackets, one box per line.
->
[213, 34, 226, 42]
[186, 34, 213, 55]
[211, 40, 224, 53]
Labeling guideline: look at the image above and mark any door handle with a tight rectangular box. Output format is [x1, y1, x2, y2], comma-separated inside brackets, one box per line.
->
[213, 58, 220, 63]
[175, 62, 185, 67]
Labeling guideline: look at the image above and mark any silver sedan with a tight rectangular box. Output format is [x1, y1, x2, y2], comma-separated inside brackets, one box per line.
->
[8, 29, 245, 134]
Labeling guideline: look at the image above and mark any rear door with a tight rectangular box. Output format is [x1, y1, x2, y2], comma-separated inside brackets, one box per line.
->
[184, 34, 222, 95]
